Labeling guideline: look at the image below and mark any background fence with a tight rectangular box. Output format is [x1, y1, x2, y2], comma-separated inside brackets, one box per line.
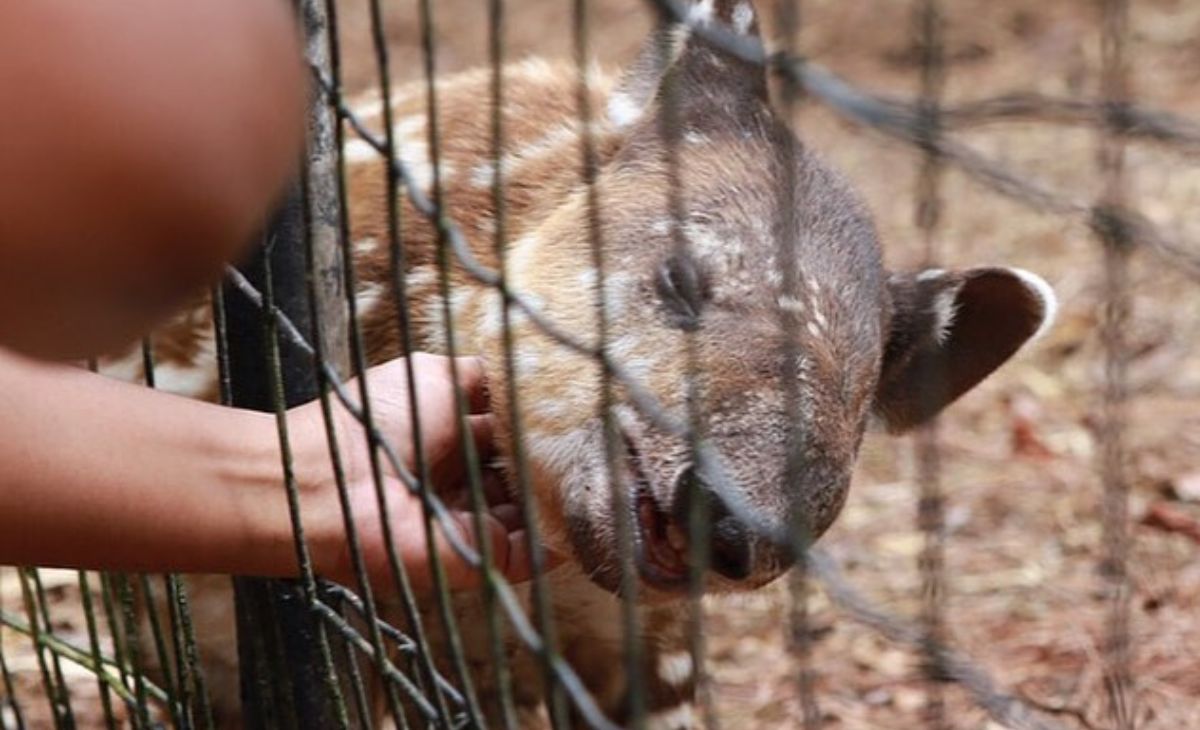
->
[3, 0, 1200, 728]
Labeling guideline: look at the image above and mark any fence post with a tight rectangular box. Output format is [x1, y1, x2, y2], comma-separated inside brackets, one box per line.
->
[223, 188, 336, 730]
[222, 1, 349, 726]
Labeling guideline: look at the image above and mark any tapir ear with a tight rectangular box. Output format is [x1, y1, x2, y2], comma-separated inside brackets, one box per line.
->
[873, 267, 1057, 433]
[607, 1, 767, 130]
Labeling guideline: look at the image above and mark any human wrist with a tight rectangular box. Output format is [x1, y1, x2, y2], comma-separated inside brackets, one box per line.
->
[213, 408, 307, 578]
[280, 400, 356, 582]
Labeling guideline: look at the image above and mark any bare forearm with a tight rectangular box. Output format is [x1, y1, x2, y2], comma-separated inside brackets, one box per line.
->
[0, 350, 540, 593]
[0, 349, 297, 576]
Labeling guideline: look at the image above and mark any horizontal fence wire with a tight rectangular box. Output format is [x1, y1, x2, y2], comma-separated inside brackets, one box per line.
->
[0, 0, 1179, 727]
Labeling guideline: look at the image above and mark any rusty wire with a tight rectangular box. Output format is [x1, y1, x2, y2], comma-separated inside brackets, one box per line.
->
[769, 1, 823, 728]
[910, 1, 950, 729]
[1097, 1, 1136, 728]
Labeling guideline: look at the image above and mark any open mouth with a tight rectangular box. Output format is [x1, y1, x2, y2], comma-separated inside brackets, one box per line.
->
[623, 433, 690, 590]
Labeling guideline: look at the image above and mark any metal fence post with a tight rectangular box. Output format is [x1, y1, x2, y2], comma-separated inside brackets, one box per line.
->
[222, 2, 349, 725]
[224, 188, 341, 730]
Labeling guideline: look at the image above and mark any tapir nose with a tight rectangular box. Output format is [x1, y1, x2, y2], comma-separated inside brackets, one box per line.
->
[672, 467, 754, 582]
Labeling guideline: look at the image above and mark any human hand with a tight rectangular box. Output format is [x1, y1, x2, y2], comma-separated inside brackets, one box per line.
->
[293, 353, 556, 595]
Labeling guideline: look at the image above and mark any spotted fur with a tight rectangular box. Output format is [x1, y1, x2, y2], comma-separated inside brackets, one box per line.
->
[125, 1, 1057, 726]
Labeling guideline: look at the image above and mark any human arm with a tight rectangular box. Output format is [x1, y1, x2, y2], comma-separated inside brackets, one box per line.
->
[0, 348, 536, 593]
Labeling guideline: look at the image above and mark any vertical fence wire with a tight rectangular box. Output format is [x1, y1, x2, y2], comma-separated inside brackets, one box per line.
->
[333, 600, 374, 728]
[658, 8, 713, 730]
[276, 26, 626, 727]
[96, 573, 133, 716]
[296, 3, 417, 726]
[75, 572, 117, 730]
[77, 362, 124, 730]
[769, 1, 823, 727]
[575, 1, 648, 728]
[481, 0, 572, 722]
[133, 574, 179, 727]
[302, 7, 411, 729]
[1096, 0, 1135, 728]
[136, 340, 186, 730]
[319, 1, 446, 726]
[412, 3, 495, 726]
[16, 569, 71, 729]
[911, 1, 950, 729]
[265, 207, 355, 730]
[483, 2, 523, 726]
[162, 573, 214, 730]
[0, 610, 22, 730]
[113, 574, 153, 728]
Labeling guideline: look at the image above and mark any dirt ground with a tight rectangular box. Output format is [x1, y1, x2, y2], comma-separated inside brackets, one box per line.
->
[4, 1, 1199, 728]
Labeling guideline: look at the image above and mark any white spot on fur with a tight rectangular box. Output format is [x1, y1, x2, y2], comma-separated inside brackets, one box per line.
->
[683, 225, 726, 258]
[732, 2, 755, 34]
[917, 267, 946, 282]
[353, 237, 379, 257]
[151, 361, 215, 399]
[525, 395, 572, 421]
[778, 295, 805, 313]
[500, 286, 544, 333]
[602, 272, 636, 319]
[607, 91, 643, 128]
[657, 651, 694, 687]
[648, 703, 695, 730]
[1008, 267, 1059, 341]
[515, 348, 541, 379]
[812, 308, 828, 330]
[604, 333, 654, 380]
[97, 347, 144, 384]
[470, 123, 585, 188]
[397, 135, 449, 193]
[352, 97, 386, 119]
[684, 130, 708, 145]
[450, 288, 473, 321]
[806, 321, 822, 339]
[406, 266, 438, 289]
[355, 281, 386, 318]
[687, 0, 715, 24]
[477, 289, 505, 338]
[577, 268, 598, 290]
[343, 138, 380, 164]
[394, 115, 426, 139]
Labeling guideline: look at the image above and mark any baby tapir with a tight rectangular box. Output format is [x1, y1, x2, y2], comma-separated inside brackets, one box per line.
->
[126, 0, 1056, 727]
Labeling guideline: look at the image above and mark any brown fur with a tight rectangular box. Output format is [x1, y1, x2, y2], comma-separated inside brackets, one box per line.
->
[120, 2, 1056, 727]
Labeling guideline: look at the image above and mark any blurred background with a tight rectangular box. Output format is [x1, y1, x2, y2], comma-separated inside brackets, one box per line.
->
[4, 1, 1198, 727]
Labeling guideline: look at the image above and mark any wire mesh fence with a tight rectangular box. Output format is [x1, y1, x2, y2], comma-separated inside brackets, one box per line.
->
[4, 0, 1199, 728]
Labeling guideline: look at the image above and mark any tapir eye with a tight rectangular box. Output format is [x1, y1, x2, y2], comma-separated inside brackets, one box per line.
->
[655, 252, 710, 330]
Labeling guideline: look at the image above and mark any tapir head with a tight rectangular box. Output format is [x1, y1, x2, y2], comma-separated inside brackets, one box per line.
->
[492, 0, 1055, 597]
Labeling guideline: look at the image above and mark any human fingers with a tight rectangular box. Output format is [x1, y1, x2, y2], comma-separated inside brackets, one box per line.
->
[468, 414, 496, 462]
[453, 356, 490, 414]
[428, 509, 566, 591]
[428, 415, 497, 491]
[481, 466, 509, 506]
[427, 511, 508, 592]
